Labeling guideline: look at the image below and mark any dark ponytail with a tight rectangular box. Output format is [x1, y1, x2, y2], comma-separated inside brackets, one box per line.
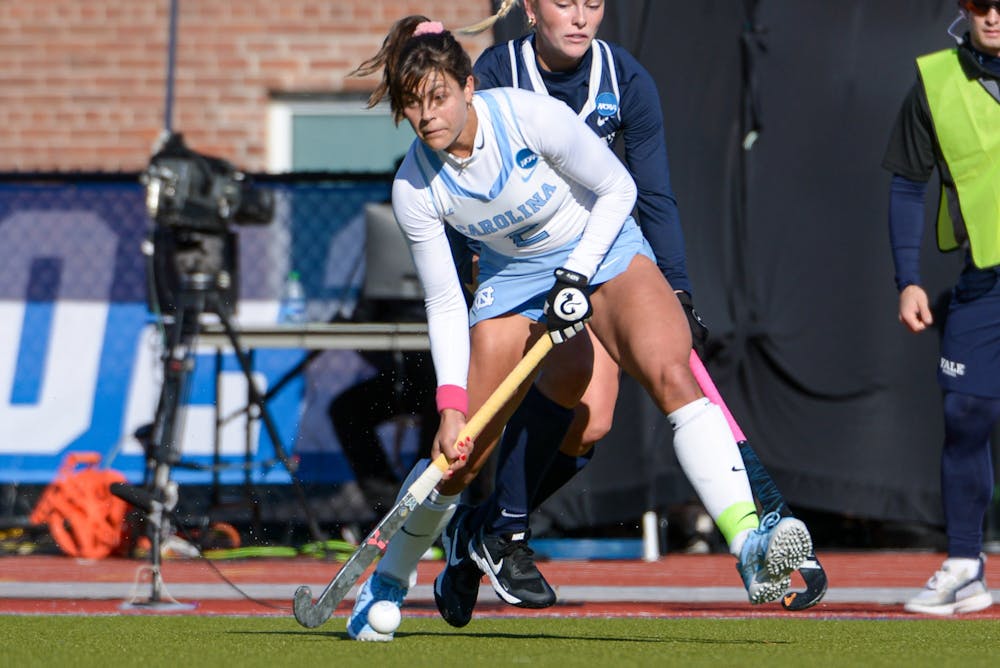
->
[350, 15, 473, 123]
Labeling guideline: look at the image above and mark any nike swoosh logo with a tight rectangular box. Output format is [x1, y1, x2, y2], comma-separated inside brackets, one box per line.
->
[483, 548, 503, 575]
[448, 543, 465, 567]
[598, 254, 624, 273]
[783, 592, 797, 606]
[499, 509, 527, 519]
[731, 466, 745, 472]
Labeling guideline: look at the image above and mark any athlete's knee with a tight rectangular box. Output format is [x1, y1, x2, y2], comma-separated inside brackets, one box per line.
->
[943, 392, 1000, 445]
[537, 354, 593, 407]
[581, 419, 611, 446]
[578, 412, 613, 449]
[559, 435, 597, 458]
[549, 405, 599, 457]
[645, 357, 700, 410]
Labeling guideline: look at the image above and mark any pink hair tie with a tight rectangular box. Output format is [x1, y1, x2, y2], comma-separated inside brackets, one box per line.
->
[413, 20, 445, 36]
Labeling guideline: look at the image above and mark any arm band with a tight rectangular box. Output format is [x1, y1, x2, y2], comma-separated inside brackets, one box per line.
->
[436, 384, 468, 416]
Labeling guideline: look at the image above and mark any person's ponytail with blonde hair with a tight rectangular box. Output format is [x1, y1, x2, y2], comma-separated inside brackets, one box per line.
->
[455, 0, 521, 35]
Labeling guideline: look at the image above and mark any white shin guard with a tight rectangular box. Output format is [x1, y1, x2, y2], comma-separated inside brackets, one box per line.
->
[669, 399, 755, 525]
[374, 459, 458, 588]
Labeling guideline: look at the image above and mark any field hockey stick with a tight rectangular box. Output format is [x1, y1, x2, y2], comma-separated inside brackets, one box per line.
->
[293, 333, 556, 628]
[689, 350, 828, 610]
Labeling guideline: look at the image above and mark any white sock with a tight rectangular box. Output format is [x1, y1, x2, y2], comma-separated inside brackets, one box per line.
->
[669, 398, 757, 557]
[376, 489, 458, 588]
[943, 557, 980, 579]
[730, 529, 752, 557]
[374, 459, 458, 588]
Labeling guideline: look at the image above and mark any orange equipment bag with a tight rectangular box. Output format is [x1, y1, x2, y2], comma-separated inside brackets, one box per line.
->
[30, 452, 129, 559]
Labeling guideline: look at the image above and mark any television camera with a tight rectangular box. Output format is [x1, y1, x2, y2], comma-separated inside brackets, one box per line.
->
[142, 132, 273, 233]
[141, 133, 274, 318]
[117, 135, 319, 607]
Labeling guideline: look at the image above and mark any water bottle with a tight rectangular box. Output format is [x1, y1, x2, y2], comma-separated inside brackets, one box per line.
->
[278, 270, 307, 324]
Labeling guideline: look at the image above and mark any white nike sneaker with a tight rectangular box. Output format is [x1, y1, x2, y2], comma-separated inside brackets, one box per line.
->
[904, 554, 993, 615]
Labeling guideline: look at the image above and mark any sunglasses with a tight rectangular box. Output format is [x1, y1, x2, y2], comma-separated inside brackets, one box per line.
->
[964, 0, 1000, 16]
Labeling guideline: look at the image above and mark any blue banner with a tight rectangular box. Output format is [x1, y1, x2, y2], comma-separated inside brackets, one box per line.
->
[0, 177, 400, 486]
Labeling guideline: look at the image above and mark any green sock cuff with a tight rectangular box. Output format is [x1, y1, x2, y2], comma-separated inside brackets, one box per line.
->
[716, 501, 759, 544]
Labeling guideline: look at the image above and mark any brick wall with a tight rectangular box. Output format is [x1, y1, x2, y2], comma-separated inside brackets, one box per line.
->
[0, 0, 495, 172]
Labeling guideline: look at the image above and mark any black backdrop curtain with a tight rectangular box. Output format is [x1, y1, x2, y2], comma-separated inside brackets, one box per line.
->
[491, 1, 1000, 532]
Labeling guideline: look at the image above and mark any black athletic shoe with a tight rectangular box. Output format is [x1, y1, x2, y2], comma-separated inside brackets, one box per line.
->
[433, 506, 483, 627]
[467, 528, 556, 609]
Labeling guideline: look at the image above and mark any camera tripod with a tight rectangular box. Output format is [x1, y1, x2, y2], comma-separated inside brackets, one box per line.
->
[115, 229, 323, 608]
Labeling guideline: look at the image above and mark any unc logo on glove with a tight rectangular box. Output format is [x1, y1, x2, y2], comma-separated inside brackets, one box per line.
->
[553, 287, 588, 320]
[543, 267, 593, 344]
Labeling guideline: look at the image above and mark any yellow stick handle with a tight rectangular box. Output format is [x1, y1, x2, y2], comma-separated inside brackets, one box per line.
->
[428, 333, 555, 473]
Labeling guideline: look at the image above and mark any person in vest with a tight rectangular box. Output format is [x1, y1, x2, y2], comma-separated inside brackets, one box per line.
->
[883, 0, 1000, 615]
[343, 14, 811, 641]
[430, 0, 727, 625]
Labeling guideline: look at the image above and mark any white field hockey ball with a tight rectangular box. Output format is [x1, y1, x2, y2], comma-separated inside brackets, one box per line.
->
[367, 600, 401, 634]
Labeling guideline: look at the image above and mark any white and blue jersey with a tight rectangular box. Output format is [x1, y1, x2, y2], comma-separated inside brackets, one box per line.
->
[474, 34, 691, 294]
[392, 87, 645, 391]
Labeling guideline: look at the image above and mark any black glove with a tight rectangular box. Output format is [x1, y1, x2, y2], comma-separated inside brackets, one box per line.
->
[676, 291, 709, 358]
[543, 267, 593, 344]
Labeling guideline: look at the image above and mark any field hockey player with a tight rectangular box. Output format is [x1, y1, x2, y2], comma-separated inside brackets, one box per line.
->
[341, 13, 811, 641]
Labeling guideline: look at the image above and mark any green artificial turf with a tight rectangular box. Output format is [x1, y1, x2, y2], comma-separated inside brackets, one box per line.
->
[2, 615, 999, 668]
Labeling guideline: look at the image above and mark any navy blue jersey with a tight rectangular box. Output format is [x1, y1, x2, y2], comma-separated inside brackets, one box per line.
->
[474, 34, 691, 294]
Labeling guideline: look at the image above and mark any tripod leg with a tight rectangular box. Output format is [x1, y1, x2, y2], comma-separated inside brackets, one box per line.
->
[137, 296, 201, 604]
[218, 314, 326, 542]
[149, 312, 192, 471]
[147, 461, 179, 602]
[263, 349, 323, 402]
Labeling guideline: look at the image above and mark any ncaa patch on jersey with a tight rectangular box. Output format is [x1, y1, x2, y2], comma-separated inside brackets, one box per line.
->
[515, 148, 538, 171]
[596, 92, 619, 117]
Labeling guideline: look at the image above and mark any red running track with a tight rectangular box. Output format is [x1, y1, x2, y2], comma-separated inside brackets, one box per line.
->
[1, 551, 998, 620]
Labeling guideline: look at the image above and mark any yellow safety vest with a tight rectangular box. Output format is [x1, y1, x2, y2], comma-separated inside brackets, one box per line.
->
[916, 48, 1000, 268]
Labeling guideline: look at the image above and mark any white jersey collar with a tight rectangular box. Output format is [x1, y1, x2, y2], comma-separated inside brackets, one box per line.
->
[517, 35, 604, 122]
[436, 101, 486, 171]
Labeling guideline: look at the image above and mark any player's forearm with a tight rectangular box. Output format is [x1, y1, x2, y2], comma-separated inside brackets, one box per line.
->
[888, 173, 928, 291]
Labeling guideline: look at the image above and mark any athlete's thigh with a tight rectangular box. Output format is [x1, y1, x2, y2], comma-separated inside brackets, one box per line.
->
[465, 313, 546, 462]
[575, 332, 621, 440]
[588, 255, 700, 411]
[940, 271, 1000, 397]
[535, 325, 595, 408]
[550, 330, 621, 456]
